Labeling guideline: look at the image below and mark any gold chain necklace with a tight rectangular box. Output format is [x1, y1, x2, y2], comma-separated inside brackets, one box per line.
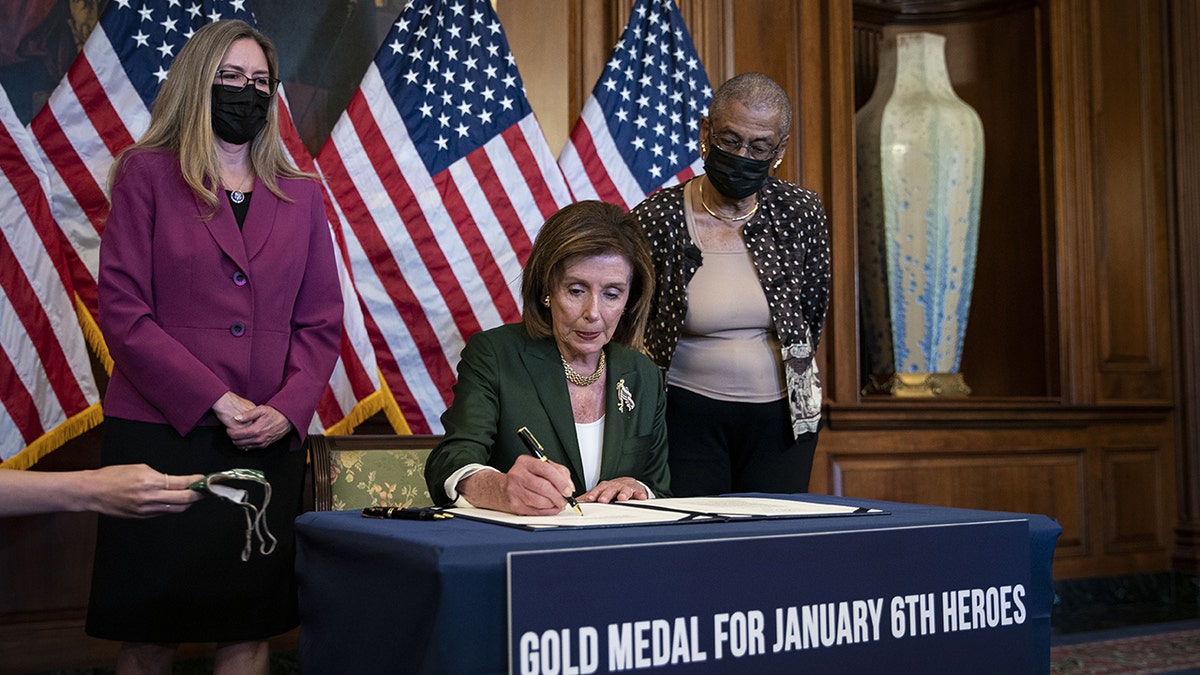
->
[561, 351, 606, 387]
[698, 181, 759, 222]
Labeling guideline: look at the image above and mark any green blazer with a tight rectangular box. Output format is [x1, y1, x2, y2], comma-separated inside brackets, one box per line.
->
[425, 323, 671, 506]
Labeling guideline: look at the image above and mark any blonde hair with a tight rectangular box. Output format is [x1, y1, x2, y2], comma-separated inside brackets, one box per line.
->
[521, 201, 655, 351]
[109, 20, 307, 212]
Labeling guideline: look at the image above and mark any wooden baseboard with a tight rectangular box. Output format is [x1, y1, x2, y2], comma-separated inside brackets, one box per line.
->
[0, 610, 298, 674]
[0, 610, 117, 674]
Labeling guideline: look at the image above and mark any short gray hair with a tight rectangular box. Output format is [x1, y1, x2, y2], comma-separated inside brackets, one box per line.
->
[709, 72, 792, 138]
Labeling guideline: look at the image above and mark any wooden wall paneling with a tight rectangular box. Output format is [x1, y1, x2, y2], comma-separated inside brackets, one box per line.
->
[1081, 422, 1176, 577]
[568, 1, 633, 122]
[0, 431, 101, 612]
[1066, 424, 1175, 578]
[796, 0, 858, 405]
[819, 410, 1179, 579]
[834, 452, 1085, 535]
[852, 23, 881, 109]
[1089, 0, 1173, 405]
[942, 10, 1051, 398]
[1168, 0, 1200, 576]
[719, 0, 800, 181]
[822, 428, 1087, 552]
[0, 513, 96, 614]
[794, 0, 836, 190]
[1034, 2, 1063, 402]
[677, 0, 730, 90]
[1048, 0, 1098, 403]
[1, 434, 120, 670]
[1102, 445, 1169, 554]
[495, 0, 572, 153]
[0, 610, 119, 674]
[847, 20, 879, 404]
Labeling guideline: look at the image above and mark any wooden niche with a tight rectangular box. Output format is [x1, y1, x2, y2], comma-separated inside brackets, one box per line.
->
[828, 0, 1179, 582]
[851, 0, 1053, 399]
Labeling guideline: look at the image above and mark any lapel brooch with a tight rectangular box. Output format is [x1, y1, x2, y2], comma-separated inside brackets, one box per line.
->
[616, 378, 635, 413]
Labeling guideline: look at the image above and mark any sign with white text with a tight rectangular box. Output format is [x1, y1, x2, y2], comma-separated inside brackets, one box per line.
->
[508, 520, 1034, 674]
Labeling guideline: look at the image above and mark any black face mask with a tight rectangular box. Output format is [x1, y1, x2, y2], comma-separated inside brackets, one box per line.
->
[211, 85, 269, 145]
[703, 143, 772, 200]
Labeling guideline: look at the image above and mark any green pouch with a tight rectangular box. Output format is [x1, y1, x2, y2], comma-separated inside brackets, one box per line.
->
[189, 468, 276, 561]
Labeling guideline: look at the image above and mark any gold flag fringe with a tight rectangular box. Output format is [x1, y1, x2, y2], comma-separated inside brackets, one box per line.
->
[1, 402, 104, 470]
[375, 373, 413, 435]
[304, 371, 409, 467]
[9, 331, 415, 470]
[321, 387, 388, 437]
[76, 294, 113, 374]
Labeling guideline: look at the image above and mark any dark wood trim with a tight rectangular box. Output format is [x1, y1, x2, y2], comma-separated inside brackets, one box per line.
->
[826, 401, 1173, 430]
[1047, 1, 1099, 403]
[853, 0, 1037, 25]
[0, 609, 297, 674]
[810, 0, 860, 406]
[1168, 0, 1200, 575]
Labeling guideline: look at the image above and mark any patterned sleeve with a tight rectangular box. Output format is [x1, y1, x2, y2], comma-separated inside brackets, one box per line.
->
[796, 188, 831, 350]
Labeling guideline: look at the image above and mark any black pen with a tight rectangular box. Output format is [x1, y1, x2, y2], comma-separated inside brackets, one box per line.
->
[361, 506, 453, 520]
[517, 426, 583, 516]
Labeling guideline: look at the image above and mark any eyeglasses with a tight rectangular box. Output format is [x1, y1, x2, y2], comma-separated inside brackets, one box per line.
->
[215, 69, 280, 97]
[708, 132, 783, 161]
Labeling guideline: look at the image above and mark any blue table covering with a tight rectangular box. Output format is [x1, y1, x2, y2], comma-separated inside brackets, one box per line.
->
[295, 494, 1060, 674]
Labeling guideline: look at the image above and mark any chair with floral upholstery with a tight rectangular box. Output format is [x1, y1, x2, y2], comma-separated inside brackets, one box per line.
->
[309, 434, 442, 511]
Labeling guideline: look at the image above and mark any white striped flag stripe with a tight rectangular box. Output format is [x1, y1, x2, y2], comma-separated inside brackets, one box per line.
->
[317, 0, 572, 434]
[29, 19, 149, 341]
[276, 95, 385, 434]
[558, 0, 712, 210]
[1, 84, 102, 468]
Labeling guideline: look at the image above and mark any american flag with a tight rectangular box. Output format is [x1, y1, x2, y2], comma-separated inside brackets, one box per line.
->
[317, 0, 572, 434]
[557, 0, 712, 210]
[28, 0, 382, 437]
[1, 85, 101, 468]
[277, 99, 385, 436]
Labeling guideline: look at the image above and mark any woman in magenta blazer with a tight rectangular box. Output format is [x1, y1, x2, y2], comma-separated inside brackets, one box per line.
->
[86, 20, 341, 675]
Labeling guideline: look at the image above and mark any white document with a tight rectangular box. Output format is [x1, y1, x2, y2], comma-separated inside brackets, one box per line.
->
[448, 496, 883, 530]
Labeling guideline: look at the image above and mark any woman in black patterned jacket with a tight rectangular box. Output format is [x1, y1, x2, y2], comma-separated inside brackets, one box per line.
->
[631, 72, 830, 497]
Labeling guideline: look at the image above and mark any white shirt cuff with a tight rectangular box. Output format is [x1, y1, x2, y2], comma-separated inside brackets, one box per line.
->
[638, 480, 655, 499]
[444, 463, 500, 503]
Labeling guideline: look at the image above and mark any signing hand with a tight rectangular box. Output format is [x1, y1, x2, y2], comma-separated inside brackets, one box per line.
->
[580, 477, 648, 503]
[459, 455, 577, 516]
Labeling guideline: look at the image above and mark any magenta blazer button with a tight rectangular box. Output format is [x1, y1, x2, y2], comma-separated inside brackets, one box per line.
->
[230, 322, 246, 337]
[233, 271, 247, 286]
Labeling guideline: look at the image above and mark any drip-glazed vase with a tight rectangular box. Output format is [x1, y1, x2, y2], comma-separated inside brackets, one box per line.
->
[856, 31, 984, 397]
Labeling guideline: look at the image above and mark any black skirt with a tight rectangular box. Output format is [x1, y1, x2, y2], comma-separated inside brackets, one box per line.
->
[86, 417, 306, 643]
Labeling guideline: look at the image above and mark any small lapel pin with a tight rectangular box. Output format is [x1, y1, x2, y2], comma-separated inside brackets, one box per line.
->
[616, 378, 635, 413]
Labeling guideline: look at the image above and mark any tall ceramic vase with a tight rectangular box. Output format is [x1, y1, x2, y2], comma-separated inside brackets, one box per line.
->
[856, 31, 984, 397]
